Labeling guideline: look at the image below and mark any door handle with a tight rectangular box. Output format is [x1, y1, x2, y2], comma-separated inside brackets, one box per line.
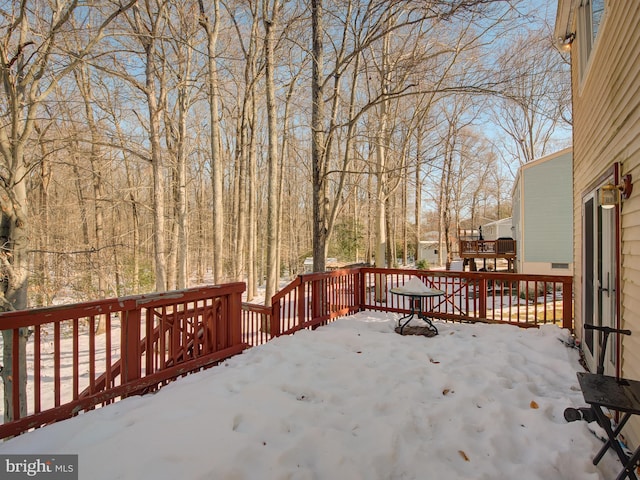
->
[598, 273, 611, 297]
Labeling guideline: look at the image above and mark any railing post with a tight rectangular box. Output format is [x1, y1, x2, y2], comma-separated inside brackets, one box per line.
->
[11, 329, 21, 419]
[311, 279, 322, 320]
[563, 278, 573, 330]
[297, 280, 306, 328]
[121, 308, 141, 386]
[478, 277, 487, 320]
[374, 272, 387, 303]
[359, 269, 367, 310]
[270, 300, 281, 338]
[355, 269, 363, 311]
[229, 287, 244, 347]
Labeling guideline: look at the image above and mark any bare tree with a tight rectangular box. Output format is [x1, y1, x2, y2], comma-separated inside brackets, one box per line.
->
[0, 0, 575, 330]
[491, 26, 572, 169]
[308, 0, 520, 272]
[128, 1, 172, 292]
[164, 2, 201, 289]
[0, 0, 135, 422]
[263, 0, 283, 304]
[225, 0, 263, 299]
[199, 0, 225, 284]
[310, 0, 327, 272]
[72, 64, 109, 302]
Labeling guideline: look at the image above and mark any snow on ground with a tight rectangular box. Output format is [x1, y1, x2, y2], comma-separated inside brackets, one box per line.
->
[0, 312, 621, 479]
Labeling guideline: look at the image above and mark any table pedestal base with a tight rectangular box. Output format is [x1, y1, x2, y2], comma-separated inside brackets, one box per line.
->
[397, 311, 438, 336]
[394, 324, 437, 337]
[390, 288, 444, 337]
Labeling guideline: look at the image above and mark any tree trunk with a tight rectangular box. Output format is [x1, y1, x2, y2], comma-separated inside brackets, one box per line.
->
[402, 180, 408, 265]
[75, 65, 108, 303]
[414, 134, 422, 264]
[0, 171, 29, 422]
[263, 3, 280, 305]
[199, 0, 224, 284]
[246, 71, 259, 300]
[311, 0, 327, 273]
[71, 157, 93, 293]
[35, 146, 51, 306]
[373, 23, 392, 302]
[132, 3, 169, 292]
[173, 65, 191, 289]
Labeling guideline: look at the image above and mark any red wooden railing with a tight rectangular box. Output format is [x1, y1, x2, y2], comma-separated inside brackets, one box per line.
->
[240, 267, 573, 347]
[241, 269, 364, 347]
[359, 268, 572, 327]
[0, 283, 246, 439]
[0, 267, 573, 439]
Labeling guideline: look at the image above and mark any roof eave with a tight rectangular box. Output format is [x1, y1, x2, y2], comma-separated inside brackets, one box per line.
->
[554, 0, 576, 43]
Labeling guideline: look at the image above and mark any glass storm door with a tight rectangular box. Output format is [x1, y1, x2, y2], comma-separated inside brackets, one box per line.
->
[583, 188, 617, 375]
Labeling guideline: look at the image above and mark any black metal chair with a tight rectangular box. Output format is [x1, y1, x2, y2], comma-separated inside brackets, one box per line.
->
[565, 324, 640, 480]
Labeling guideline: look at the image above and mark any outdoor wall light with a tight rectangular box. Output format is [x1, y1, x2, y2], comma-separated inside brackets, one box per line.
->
[600, 174, 633, 209]
[557, 33, 575, 51]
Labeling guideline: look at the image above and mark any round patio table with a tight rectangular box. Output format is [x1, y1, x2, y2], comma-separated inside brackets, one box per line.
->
[390, 287, 445, 335]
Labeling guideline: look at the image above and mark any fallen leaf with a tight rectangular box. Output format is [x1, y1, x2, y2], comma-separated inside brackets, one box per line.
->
[443, 388, 453, 396]
[458, 450, 470, 461]
[530, 400, 539, 409]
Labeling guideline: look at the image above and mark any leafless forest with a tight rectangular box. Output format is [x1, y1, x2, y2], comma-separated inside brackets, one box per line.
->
[0, 0, 570, 310]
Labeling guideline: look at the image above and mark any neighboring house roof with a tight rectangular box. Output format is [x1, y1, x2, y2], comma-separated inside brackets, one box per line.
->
[421, 231, 439, 241]
[481, 218, 512, 228]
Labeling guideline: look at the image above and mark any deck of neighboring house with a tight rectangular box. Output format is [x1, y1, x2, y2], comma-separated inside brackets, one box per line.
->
[458, 234, 516, 271]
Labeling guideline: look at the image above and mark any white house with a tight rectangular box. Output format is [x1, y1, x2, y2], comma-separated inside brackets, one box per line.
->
[417, 240, 443, 267]
[480, 218, 512, 241]
[511, 148, 573, 276]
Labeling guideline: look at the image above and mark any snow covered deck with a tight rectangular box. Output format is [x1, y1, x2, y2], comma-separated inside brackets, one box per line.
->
[0, 267, 572, 440]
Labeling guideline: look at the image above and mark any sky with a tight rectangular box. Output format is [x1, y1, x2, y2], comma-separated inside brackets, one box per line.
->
[0, 311, 623, 480]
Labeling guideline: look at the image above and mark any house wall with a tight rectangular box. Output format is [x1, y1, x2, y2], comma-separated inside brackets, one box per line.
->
[512, 182, 523, 272]
[511, 149, 573, 275]
[418, 242, 443, 267]
[523, 151, 573, 263]
[481, 219, 512, 241]
[568, 1, 640, 445]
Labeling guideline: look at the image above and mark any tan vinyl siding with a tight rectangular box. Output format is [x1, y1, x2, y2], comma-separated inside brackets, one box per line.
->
[571, 1, 640, 445]
[622, 163, 640, 385]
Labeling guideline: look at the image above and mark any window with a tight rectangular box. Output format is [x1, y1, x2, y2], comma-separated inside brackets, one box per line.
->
[578, 0, 605, 80]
